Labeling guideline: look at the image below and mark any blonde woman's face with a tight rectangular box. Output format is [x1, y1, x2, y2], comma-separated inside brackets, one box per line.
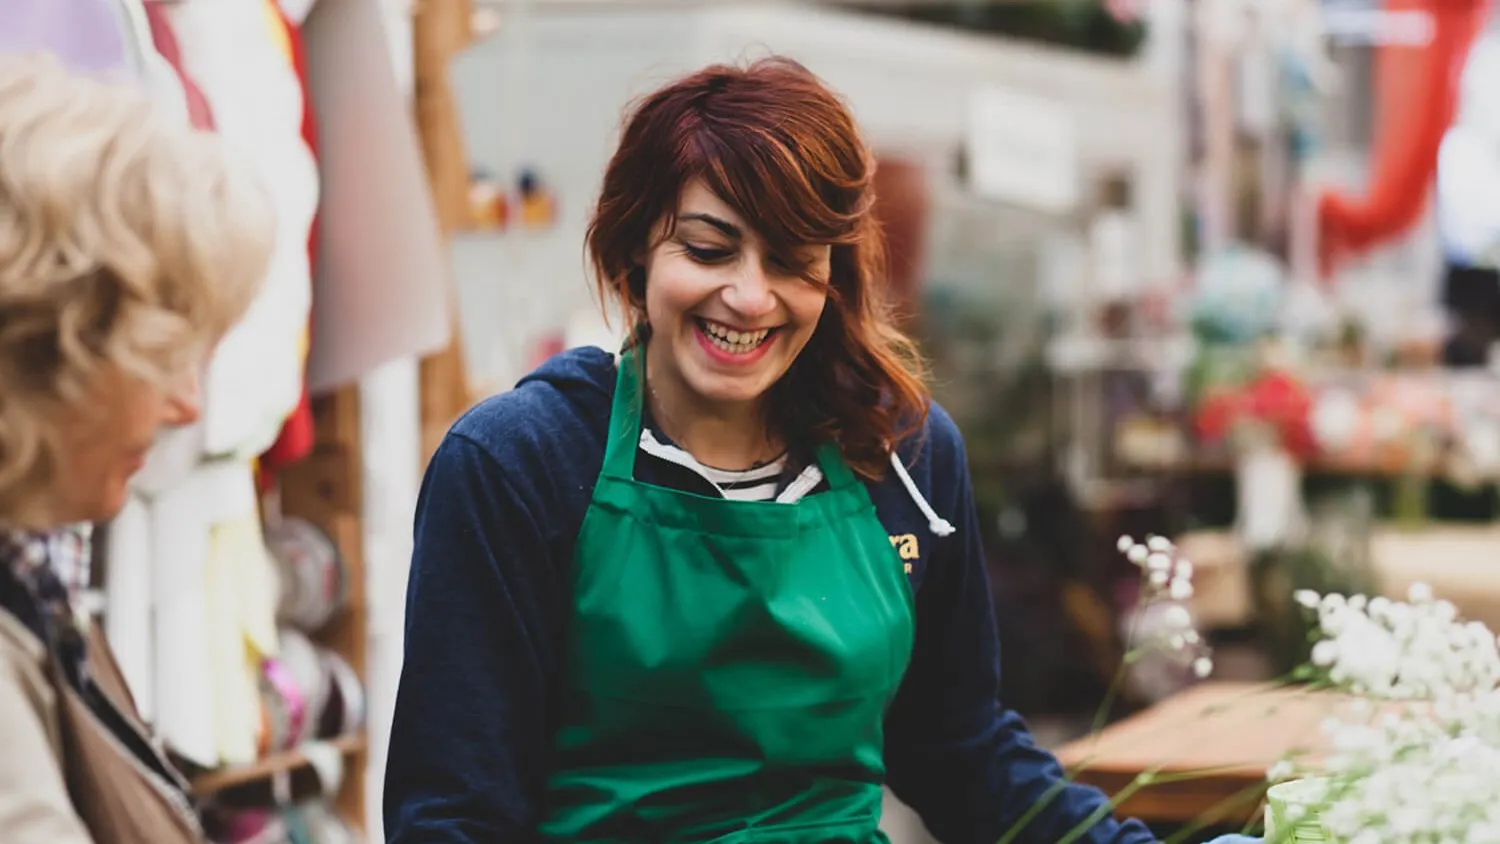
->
[48, 363, 202, 524]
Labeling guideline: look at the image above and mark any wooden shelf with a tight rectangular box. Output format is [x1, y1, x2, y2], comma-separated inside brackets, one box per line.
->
[189, 734, 367, 798]
[1123, 451, 1435, 478]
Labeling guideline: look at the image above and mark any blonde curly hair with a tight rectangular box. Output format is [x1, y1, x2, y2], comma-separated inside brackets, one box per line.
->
[0, 53, 275, 527]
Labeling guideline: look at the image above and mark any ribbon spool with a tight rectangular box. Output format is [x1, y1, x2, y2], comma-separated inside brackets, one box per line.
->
[203, 806, 288, 844]
[268, 517, 347, 633]
[276, 628, 332, 746]
[258, 656, 309, 754]
[316, 649, 367, 739]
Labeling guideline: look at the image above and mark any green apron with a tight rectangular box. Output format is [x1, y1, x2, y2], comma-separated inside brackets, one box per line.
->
[538, 349, 917, 843]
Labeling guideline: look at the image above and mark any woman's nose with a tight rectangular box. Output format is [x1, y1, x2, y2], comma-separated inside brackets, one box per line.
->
[162, 367, 202, 427]
[720, 262, 778, 320]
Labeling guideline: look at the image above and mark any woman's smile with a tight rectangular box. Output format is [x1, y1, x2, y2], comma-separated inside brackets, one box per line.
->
[692, 317, 781, 365]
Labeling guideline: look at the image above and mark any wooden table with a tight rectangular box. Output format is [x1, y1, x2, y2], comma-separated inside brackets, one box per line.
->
[1177, 525, 1500, 632]
[1054, 681, 1346, 826]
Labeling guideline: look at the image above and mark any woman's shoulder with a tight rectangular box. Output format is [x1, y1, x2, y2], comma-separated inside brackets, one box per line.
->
[867, 399, 969, 532]
[444, 346, 617, 468]
[420, 347, 617, 535]
[892, 400, 967, 481]
[0, 606, 50, 697]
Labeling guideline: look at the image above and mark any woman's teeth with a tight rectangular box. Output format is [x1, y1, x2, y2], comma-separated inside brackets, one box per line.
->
[699, 320, 772, 355]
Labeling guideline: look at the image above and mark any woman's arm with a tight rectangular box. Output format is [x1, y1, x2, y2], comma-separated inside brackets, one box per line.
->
[883, 413, 1157, 844]
[383, 433, 565, 844]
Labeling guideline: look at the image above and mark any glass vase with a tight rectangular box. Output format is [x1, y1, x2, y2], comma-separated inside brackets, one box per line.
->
[1265, 778, 1335, 842]
[1235, 439, 1306, 552]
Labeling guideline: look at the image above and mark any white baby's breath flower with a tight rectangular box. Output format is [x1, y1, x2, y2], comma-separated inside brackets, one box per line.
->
[1279, 583, 1500, 842]
[1311, 639, 1338, 667]
[1267, 759, 1294, 782]
[1113, 534, 1214, 687]
[1295, 589, 1320, 609]
[1163, 604, 1191, 630]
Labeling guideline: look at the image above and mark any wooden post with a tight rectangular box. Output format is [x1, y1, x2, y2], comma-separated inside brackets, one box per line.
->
[414, 0, 477, 463]
[276, 388, 368, 829]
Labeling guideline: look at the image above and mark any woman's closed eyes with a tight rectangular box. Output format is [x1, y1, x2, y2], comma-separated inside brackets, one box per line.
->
[682, 242, 733, 264]
[680, 241, 819, 278]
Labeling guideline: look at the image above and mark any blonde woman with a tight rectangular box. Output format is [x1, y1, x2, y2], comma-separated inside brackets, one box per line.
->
[0, 54, 273, 843]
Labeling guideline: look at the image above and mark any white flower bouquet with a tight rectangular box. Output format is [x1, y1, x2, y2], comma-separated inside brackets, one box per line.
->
[1265, 583, 1500, 843]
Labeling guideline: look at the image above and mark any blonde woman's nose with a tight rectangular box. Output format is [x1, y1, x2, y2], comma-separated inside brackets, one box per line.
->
[162, 367, 202, 427]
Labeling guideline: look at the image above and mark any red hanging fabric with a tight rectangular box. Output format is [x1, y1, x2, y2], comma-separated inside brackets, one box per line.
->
[141, 2, 215, 131]
[1317, 0, 1491, 277]
[257, 1, 319, 487]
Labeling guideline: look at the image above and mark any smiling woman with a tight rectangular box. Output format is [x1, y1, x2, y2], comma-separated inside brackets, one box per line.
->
[587, 58, 928, 477]
[384, 57, 1170, 844]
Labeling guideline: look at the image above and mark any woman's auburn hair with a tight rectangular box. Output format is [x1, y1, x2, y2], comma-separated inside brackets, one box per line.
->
[0, 53, 274, 527]
[586, 57, 930, 480]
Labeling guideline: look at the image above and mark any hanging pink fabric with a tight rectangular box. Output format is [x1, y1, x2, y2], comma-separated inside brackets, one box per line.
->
[257, 0, 319, 486]
[140, 1, 215, 131]
[1317, 0, 1492, 276]
[0, 0, 133, 74]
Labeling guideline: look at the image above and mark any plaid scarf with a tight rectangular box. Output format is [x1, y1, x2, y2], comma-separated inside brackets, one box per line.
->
[1, 524, 93, 689]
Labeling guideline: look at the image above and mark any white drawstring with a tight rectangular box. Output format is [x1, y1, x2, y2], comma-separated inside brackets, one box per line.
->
[889, 452, 956, 537]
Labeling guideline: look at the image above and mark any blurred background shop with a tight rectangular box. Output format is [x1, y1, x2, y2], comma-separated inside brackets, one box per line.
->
[7, 0, 1500, 841]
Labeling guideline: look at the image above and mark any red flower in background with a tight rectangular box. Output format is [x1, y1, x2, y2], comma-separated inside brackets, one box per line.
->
[1194, 370, 1317, 461]
[1245, 371, 1317, 460]
[1194, 389, 1240, 443]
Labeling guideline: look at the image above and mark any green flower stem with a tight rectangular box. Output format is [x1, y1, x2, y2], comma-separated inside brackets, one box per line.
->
[1000, 589, 1321, 844]
[1055, 765, 1167, 844]
[1011, 676, 1315, 844]
[1160, 779, 1275, 844]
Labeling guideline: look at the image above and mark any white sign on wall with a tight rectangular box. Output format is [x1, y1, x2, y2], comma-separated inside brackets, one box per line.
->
[966, 84, 1080, 215]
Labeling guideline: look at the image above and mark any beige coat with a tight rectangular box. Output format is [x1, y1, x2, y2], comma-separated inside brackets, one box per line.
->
[0, 609, 204, 844]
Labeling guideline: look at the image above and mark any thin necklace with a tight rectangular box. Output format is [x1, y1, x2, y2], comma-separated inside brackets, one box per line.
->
[645, 381, 782, 470]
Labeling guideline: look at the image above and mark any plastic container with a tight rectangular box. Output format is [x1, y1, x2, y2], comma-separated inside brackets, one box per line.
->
[1265, 778, 1334, 842]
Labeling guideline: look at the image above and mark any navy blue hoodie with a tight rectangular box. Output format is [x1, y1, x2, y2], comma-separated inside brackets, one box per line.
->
[384, 346, 1156, 844]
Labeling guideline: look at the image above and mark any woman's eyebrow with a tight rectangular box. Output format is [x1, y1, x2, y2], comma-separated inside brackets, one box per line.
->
[677, 212, 742, 239]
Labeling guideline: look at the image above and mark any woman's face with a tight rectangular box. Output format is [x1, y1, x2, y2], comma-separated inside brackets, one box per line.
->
[642, 180, 831, 413]
[47, 362, 203, 525]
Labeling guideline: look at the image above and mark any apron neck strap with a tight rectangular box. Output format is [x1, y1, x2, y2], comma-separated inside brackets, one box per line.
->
[812, 443, 858, 491]
[601, 348, 646, 480]
[604, 347, 860, 492]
